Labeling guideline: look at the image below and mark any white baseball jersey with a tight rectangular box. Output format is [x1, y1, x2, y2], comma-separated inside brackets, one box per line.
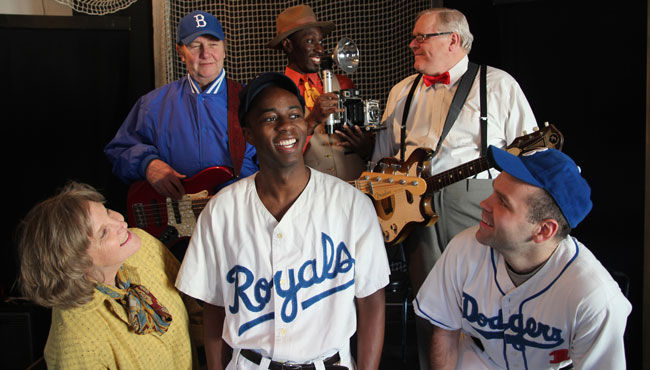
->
[176, 169, 390, 368]
[414, 226, 631, 370]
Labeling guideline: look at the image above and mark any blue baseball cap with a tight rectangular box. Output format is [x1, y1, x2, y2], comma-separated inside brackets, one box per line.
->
[238, 72, 305, 127]
[488, 145, 592, 228]
[177, 10, 225, 45]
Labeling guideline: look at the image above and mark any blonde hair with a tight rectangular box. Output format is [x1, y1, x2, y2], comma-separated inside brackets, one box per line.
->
[18, 182, 105, 308]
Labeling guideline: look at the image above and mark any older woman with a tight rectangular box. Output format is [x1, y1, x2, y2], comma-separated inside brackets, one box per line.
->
[18, 182, 201, 369]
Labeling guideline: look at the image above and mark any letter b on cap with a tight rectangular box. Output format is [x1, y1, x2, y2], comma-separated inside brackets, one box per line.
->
[194, 14, 207, 28]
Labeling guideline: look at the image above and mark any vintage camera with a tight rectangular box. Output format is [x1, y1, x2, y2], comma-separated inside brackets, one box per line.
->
[320, 38, 384, 134]
[331, 88, 381, 132]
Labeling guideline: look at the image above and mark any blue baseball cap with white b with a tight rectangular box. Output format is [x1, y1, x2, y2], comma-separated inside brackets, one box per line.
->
[488, 145, 592, 228]
[177, 10, 225, 45]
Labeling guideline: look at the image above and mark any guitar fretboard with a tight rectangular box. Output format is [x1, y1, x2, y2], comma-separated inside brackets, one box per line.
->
[425, 157, 491, 193]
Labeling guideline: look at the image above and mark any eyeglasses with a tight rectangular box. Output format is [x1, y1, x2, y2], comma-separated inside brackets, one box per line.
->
[412, 32, 453, 44]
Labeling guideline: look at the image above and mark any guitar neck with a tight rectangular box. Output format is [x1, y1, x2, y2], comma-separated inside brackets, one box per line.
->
[426, 156, 492, 193]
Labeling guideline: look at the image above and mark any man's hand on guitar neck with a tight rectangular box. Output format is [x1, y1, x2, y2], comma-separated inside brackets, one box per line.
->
[145, 159, 187, 200]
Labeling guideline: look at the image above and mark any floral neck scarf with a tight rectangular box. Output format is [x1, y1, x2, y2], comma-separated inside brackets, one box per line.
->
[96, 264, 172, 335]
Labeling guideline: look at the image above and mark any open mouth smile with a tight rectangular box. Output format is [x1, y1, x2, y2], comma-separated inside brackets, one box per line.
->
[275, 138, 298, 150]
[480, 213, 494, 228]
[120, 230, 132, 247]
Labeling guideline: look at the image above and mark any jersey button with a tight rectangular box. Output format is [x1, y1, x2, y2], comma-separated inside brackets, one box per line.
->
[277, 233, 283, 239]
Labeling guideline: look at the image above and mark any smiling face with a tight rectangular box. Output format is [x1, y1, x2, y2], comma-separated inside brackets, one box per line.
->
[176, 34, 225, 89]
[242, 86, 307, 171]
[475, 172, 540, 254]
[86, 201, 141, 284]
[284, 27, 324, 74]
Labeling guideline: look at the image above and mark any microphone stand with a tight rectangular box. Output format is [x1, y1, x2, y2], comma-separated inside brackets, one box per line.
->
[320, 56, 337, 135]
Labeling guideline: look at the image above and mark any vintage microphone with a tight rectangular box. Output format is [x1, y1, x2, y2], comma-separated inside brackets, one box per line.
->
[320, 56, 337, 134]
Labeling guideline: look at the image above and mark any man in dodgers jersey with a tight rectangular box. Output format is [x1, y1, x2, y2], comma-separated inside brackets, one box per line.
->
[176, 72, 389, 369]
[414, 146, 631, 369]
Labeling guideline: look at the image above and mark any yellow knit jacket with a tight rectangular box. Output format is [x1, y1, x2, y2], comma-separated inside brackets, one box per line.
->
[44, 228, 202, 369]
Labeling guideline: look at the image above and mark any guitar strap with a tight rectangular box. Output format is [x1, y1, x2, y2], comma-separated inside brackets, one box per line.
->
[400, 74, 422, 162]
[226, 78, 245, 178]
[399, 62, 482, 161]
[479, 64, 488, 158]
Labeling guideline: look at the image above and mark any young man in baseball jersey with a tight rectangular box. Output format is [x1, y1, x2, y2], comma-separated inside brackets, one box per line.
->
[414, 146, 631, 369]
[176, 72, 389, 369]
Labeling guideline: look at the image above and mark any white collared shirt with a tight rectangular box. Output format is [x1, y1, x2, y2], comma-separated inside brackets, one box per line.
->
[372, 55, 538, 178]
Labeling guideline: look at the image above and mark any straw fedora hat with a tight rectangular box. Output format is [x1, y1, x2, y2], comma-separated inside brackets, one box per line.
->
[266, 5, 335, 49]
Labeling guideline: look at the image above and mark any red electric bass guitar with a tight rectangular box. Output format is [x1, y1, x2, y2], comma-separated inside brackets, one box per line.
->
[125, 166, 233, 246]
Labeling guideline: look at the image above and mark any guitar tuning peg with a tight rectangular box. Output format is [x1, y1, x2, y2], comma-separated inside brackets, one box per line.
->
[367, 161, 376, 172]
[391, 164, 400, 174]
[378, 163, 388, 173]
[533, 126, 539, 132]
[544, 121, 550, 127]
[416, 165, 424, 178]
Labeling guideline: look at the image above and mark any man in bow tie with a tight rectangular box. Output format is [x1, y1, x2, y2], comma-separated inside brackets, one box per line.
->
[370, 8, 538, 369]
[267, 4, 373, 181]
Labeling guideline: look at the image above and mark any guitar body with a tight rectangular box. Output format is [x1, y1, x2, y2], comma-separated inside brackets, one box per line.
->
[126, 166, 234, 246]
[371, 148, 438, 246]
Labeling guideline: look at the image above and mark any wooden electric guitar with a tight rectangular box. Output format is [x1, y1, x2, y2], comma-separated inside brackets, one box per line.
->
[358, 123, 564, 246]
[126, 166, 233, 246]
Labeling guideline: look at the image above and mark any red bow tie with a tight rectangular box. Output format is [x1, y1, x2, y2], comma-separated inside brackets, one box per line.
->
[423, 72, 450, 86]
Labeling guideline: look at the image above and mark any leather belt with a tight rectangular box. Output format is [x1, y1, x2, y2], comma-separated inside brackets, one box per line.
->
[240, 349, 346, 370]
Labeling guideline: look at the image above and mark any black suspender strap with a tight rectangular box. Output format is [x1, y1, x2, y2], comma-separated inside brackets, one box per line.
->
[479, 64, 488, 158]
[433, 62, 479, 156]
[400, 74, 422, 162]
[398, 63, 480, 162]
